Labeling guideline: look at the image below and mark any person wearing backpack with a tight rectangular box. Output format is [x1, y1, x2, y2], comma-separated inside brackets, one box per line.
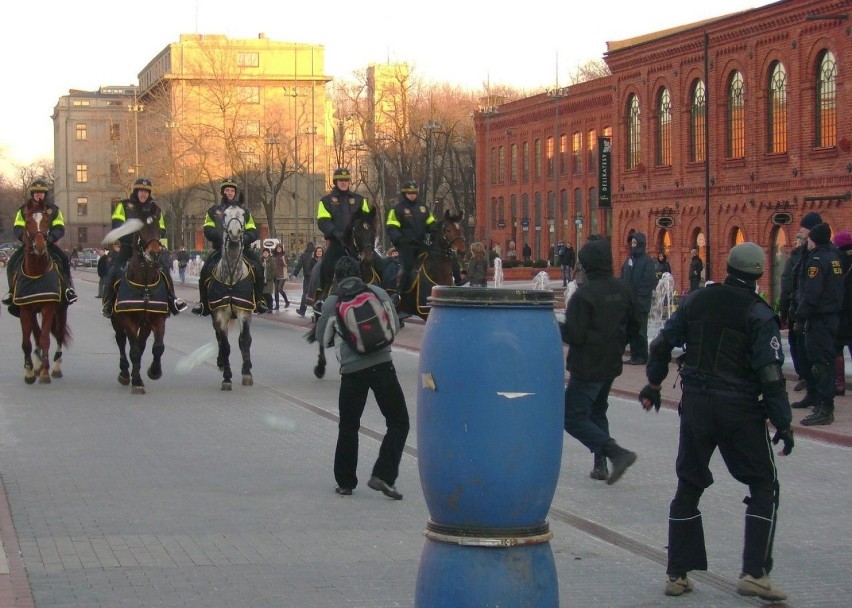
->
[315, 256, 410, 500]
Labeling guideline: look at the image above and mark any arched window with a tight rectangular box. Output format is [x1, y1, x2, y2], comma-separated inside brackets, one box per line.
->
[656, 88, 672, 166]
[816, 50, 837, 148]
[767, 61, 788, 153]
[690, 79, 706, 163]
[727, 71, 745, 158]
[572, 132, 582, 174]
[626, 95, 641, 169]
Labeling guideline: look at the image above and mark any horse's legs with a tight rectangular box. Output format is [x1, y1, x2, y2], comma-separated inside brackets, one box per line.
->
[113, 320, 130, 385]
[129, 323, 151, 394]
[20, 310, 36, 384]
[36, 307, 55, 383]
[147, 319, 165, 380]
[215, 323, 232, 390]
[238, 314, 253, 386]
[50, 307, 67, 379]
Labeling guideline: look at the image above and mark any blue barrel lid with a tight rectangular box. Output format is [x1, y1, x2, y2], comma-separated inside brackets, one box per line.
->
[429, 286, 554, 307]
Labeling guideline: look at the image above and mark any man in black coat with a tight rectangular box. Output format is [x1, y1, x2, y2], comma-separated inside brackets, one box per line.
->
[561, 239, 640, 483]
[688, 248, 704, 292]
[620, 232, 658, 364]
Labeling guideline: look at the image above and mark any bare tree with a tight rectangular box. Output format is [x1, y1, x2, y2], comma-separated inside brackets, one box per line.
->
[567, 59, 611, 84]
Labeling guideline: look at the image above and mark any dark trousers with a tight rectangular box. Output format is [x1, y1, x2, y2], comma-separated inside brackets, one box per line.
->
[320, 239, 346, 300]
[628, 309, 650, 361]
[667, 391, 780, 578]
[334, 362, 410, 489]
[788, 326, 801, 377]
[798, 315, 839, 402]
[275, 279, 290, 307]
[563, 377, 614, 456]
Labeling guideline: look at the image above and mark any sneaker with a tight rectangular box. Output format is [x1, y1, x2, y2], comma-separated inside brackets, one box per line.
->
[791, 392, 820, 409]
[65, 288, 78, 304]
[1, 293, 11, 306]
[334, 486, 353, 496]
[801, 406, 834, 426]
[793, 378, 806, 392]
[736, 574, 787, 601]
[367, 476, 403, 500]
[589, 454, 609, 481]
[665, 575, 694, 597]
[604, 443, 637, 486]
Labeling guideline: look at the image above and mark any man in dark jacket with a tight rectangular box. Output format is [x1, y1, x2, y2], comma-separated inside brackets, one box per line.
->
[688, 248, 704, 292]
[561, 239, 641, 484]
[779, 233, 808, 390]
[386, 180, 439, 297]
[558, 241, 576, 286]
[639, 242, 793, 601]
[620, 232, 658, 364]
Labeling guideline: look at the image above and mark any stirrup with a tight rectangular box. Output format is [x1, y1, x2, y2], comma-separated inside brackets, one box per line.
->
[65, 288, 78, 304]
[102, 302, 113, 318]
[171, 298, 187, 314]
[1, 293, 11, 306]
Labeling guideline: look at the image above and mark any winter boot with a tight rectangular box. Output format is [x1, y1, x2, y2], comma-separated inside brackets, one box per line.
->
[835, 355, 846, 396]
[801, 400, 835, 426]
[603, 440, 637, 485]
[589, 454, 609, 481]
[793, 377, 806, 392]
[791, 391, 820, 409]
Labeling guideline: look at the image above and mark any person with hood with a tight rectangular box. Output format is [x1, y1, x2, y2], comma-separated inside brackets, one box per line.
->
[688, 248, 704, 292]
[315, 256, 409, 500]
[561, 239, 641, 484]
[639, 242, 793, 602]
[832, 230, 852, 396]
[291, 243, 319, 317]
[620, 232, 658, 364]
[386, 179, 439, 298]
[191, 178, 266, 316]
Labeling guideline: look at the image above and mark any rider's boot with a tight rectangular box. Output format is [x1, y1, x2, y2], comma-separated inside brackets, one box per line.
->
[191, 271, 211, 316]
[254, 264, 268, 313]
[1, 293, 11, 306]
[101, 276, 115, 318]
[2, 269, 14, 306]
[162, 271, 186, 315]
[64, 274, 78, 304]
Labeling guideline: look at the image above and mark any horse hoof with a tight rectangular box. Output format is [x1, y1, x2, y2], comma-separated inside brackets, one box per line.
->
[118, 374, 130, 386]
[38, 375, 51, 384]
[148, 369, 162, 381]
[24, 375, 36, 385]
[241, 375, 253, 386]
[51, 369, 63, 379]
[221, 382, 232, 391]
[131, 386, 146, 395]
[313, 365, 326, 379]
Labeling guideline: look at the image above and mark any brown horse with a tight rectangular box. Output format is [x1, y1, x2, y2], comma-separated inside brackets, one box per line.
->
[110, 220, 168, 394]
[16, 205, 70, 384]
[398, 209, 467, 320]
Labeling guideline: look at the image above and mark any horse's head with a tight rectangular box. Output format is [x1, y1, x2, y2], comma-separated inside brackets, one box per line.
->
[134, 218, 163, 263]
[222, 206, 246, 247]
[437, 209, 467, 255]
[23, 208, 49, 256]
[347, 206, 378, 261]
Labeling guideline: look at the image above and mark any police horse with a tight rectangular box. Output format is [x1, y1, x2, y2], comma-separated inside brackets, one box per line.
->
[398, 209, 467, 320]
[307, 205, 379, 378]
[206, 206, 256, 390]
[108, 218, 170, 394]
[15, 204, 71, 384]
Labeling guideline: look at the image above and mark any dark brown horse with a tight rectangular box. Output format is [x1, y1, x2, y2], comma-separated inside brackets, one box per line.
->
[16, 204, 70, 384]
[398, 209, 466, 320]
[109, 220, 168, 394]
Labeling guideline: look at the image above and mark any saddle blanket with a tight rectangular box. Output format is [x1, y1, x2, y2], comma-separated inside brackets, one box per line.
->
[114, 275, 169, 315]
[207, 275, 255, 312]
[13, 268, 62, 305]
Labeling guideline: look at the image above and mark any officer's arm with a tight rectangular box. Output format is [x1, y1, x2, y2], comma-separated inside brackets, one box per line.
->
[386, 209, 402, 245]
[47, 209, 66, 243]
[751, 310, 793, 431]
[646, 333, 675, 386]
[316, 201, 335, 239]
[13, 209, 25, 241]
[795, 260, 823, 320]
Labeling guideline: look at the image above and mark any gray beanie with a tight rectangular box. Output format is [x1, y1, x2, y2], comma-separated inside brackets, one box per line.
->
[726, 242, 764, 279]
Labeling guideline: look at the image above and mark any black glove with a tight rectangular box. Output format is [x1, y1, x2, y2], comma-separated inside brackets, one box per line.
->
[772, 427, 794, 456]
[639, 384, 662, 412]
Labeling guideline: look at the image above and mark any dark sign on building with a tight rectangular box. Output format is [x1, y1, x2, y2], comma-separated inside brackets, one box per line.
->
[598, 137, 612, 208]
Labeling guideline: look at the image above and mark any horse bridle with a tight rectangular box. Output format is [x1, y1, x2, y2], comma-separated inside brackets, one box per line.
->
[220, 212, 246, 283]
[436, 222, 466, 257]
[25, 212, 50, 255]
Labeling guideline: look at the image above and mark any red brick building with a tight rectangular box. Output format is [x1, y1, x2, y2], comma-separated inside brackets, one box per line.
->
[474, 0, 851, 301]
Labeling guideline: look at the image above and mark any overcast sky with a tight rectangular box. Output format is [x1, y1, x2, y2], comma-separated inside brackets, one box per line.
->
[1, 0, 774, 170]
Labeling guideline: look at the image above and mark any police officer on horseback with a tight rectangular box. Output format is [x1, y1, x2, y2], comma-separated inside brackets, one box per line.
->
[385, 179, 439, 299]
[191, 178, 266, 316]
[101, 178, 187, 317]
[315, 168, 371, 304]
[3, 178, 76, 315]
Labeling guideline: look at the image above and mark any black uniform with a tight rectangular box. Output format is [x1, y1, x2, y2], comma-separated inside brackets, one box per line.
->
[315, 186, 370, 300]
[386, 196, 438, 293]
[646, 278, 792, 582]
[779, 243, 806, 377]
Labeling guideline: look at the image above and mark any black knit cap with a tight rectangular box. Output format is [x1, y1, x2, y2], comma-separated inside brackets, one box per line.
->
[809, 222, 832, 246]
[800, 212, 822, 230]
[334, 256, 361, 280]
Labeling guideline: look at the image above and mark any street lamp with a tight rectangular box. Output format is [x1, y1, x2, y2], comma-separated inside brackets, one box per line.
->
[480, 106, 499, 249]
[424, 120, 441, 205]
[127, 92, 144, 175]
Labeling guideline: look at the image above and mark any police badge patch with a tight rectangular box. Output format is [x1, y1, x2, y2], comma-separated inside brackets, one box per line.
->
[419, 206, 426, 213]
[807, 266, 819, 278]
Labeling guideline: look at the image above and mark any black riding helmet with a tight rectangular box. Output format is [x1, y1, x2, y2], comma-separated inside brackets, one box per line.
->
[401, 180, 418, 194]
[27, 178, 50, 196]
[332, 168, 352, 184]
[220, 177, 239, 195]
[132, 177, 153, 195]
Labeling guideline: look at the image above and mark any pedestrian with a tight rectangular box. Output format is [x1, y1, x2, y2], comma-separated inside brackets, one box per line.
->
[792, 222, 844, 425]
[561, 239, 641, 484]
[261, 248, 275, 313]
[558, 241, 575, 286]
[688, 248, 703, 292]
[467, 241, 488, 287]
[315, 256, 409, 499]
[639, 242, 793, 602]
[832, 230, 852, 396]
[272, 243, 290, 309]
[177, 246, 190, 286]
[779, 230, 809, 391]
[386, 180, 439, 298]
[620, 232, 658, 365]
[290, 242, 315, 316]
[316, 168, 370, 303]
[654, 251, 672, 280]
[96, 247, 112, 298]
[522, 242, 532, 262]
[191, 178, 266, 316]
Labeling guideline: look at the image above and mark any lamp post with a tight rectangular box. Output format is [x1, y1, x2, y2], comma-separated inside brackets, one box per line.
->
[424, 120, 441, 205]
[547, 87, 568, 249]
[127, 92, 144, 175]
[481, 106, 499, 248]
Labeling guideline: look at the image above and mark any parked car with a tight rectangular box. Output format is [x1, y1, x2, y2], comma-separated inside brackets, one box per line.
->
[78, 250, 101, 268]
[0, 250, 9, 267]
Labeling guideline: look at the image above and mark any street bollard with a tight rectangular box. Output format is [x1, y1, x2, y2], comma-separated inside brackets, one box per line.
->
[415, 287, 565, 607]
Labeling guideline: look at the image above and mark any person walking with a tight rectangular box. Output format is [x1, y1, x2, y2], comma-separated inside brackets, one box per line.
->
[385, 180, 439, 298]
[292, 245, 322, 317]
[654, 252, 672, 280]
[272, 244, 290, 309]
[261, 248, 275, 313]
[792, 222, 844, 426]
[558, 241, 576, 286]
[620, 232, 658, 365]
[561, 239, 641, 483]
[467, 241, 488, 287]
[639, 242, 793, 602]
[522, 242, 532, 262]
[315, 256, 409, 500]
[688, 248, 703, 292]
[832, 230, 852, 396]
[177, 246, 190, 286]
[779, 231, 809, 391]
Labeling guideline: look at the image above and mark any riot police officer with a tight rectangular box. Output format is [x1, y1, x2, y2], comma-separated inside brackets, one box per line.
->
[639, 242, 793, 602]
[191, 178, 266, 315]
[792, 222, 844, 425]
[315, 168, 370, 302]
[102, 178, 186, 317]
[3, 178, 77, 314]
[386, 180, 439, 298]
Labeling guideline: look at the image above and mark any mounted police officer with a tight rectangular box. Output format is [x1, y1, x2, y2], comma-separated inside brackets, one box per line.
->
[191, 178, 266, 316]
[101, 178, 186, 317]
[315, 168, 370, 303]
[792, 221, 844, 425]
[3, 178, 76, 315]
[640, 242, 793, 602]
[385, 179, 439, 299]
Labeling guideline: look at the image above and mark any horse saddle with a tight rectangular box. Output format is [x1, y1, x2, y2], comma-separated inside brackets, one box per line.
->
[208, 274, 255, 312]
[12, 266, 63, 306]
[114, 275, 169, 315]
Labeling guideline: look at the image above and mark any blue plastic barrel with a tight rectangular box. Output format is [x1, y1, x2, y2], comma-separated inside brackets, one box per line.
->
[417, 287, 565, 530]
